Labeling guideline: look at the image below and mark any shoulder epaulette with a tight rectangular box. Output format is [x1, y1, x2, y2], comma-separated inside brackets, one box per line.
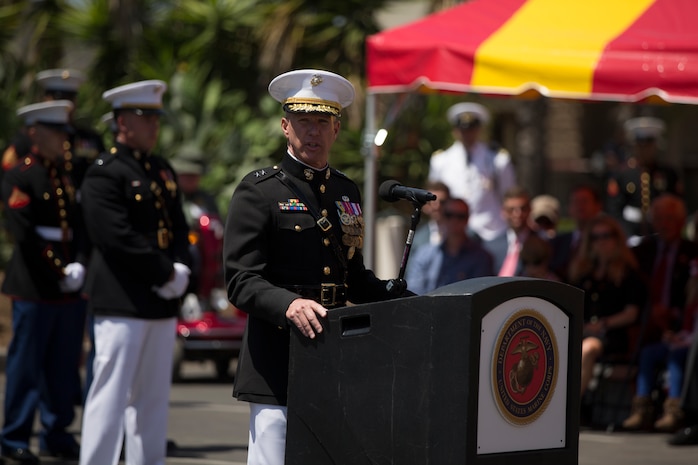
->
[92, 151, 117, 167]
[331, 167, 349, 179]
[243, 165, 281, 183]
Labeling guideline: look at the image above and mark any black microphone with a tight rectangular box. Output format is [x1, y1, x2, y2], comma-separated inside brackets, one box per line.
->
[379, 180, 437, 204]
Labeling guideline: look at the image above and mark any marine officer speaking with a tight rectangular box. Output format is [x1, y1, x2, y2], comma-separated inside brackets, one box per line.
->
[0, 101, 87, 463]
[79, 80, 191, 465]
[223, 69, 409, 465]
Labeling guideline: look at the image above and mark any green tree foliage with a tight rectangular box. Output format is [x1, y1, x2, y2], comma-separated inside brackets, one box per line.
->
[0, 0, 457, 220]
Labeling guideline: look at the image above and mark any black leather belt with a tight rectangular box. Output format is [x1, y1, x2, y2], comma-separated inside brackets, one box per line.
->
[282, 283, 347, 308]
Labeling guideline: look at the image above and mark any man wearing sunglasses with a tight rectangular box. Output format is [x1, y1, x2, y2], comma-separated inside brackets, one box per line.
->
[406, 198, 493, 295]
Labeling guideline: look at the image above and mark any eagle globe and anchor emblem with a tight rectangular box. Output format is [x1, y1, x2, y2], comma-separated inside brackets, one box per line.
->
[492, 309, 558, 426]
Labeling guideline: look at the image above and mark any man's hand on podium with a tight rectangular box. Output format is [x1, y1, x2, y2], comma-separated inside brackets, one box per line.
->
[386, 279, 416, 297]
[286, 298, 327, 339]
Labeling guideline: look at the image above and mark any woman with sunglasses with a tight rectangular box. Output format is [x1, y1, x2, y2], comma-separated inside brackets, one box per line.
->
[568, 213, 646, 397]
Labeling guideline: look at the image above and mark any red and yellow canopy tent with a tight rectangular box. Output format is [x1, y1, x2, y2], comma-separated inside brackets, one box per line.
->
[361, 0, 698, 264]
[367, 0, 698, 103]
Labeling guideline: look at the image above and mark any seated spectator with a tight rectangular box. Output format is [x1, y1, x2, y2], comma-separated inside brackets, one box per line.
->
[520, 234, 559, 281]
[622, 272, 696, 431]
[632, 194, 698, 347]
[568, 213, 646, 396]
[483, 186, 534, 277]
[406, 198, 493, 295]
[622, 195, 698, 431]
[411, 181, 450, 252]
[529, 194, 560, 240]
[549, 184, 603, 283]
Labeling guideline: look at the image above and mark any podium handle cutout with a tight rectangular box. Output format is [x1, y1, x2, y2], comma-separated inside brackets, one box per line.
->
[340, 314, 371, 337]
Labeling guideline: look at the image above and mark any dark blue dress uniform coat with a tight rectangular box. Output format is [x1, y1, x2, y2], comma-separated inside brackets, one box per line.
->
[224, 153, 397, 406]
[0, 150, 88, 454]
[80, 142, 190, 319]
[606, 160, 681, 237]
[1, 153, 86, 300]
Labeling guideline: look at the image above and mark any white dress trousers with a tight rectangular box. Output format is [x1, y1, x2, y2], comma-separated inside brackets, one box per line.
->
[247, 403, 288, 465]
[79, 316, 176, 465]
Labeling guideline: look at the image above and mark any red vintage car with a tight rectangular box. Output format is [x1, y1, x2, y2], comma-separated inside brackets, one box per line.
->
[173, 201, 247, 381]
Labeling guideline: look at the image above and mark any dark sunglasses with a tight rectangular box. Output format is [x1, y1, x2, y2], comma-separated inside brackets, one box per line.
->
[590, 231, 615, 241]
[444, 211, 468, 220]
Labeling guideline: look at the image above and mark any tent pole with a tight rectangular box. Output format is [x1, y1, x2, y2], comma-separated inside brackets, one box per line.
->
[362, 92, 377, 269]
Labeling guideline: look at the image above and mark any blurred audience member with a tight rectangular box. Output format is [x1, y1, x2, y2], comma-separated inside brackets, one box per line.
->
[669, 260, 698, 445]
[520, 234, 559, 281]
[633, 194, 698, 346]
[568, 214, 646, 396]
[483, 186, 533, 277]
[623, 259, 698, 433]
[550, 184, 603, 283]
[529, 194, 560, 240]
[606, 117, 682, 240]
[411, 181, 450, 252]
[428, 102, 516, 242]
[406, 198, 493, 294]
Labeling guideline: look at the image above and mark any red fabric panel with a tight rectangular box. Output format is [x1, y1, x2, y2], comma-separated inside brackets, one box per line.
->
[366, 0, 528, 90]
[593, 0, 698, 102]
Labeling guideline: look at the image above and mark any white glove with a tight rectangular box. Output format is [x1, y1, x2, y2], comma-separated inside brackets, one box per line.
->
[153, 263, 191, 300]
[59, 262, 86, 293]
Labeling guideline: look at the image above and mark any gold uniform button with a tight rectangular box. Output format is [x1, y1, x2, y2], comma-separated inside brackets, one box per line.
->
[294, 225, 302, 232]
[323, 238, 331, 246]
[323, 266, 331, 275]
[135, 194, 142, 201]
[47, 250, 54, 258]
[54, 258, 61, 266]
[320, 184, 326, 193]
[43, 192, 50, 200]
[321, 209, 328, 217]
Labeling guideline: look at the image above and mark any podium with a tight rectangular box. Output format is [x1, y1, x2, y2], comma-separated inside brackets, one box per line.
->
[286, 277, 583, 465]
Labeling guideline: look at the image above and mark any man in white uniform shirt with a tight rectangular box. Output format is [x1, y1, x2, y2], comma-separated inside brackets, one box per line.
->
[428, 102, 516, 242]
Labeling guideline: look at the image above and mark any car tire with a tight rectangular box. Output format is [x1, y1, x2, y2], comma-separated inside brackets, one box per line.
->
[215, 358, 231, 380]
[172, 337, 185, 382]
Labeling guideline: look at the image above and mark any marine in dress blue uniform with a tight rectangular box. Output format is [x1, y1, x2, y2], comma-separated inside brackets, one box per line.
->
[223, 69, 407, 465]
[606, 117, 682, 240]
[79, 80, 191, 465]
[35, 69, 106, 190]
[0, 101, 88, 463]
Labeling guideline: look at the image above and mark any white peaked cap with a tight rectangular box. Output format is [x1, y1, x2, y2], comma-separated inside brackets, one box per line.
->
[268, 69, 355, 117]
[17, 100, 74, 127]
[102, 80, 167, 113]
[447, 102, 491, 128]
[624, 117, 665, 140]
[36, 69, 86, 93]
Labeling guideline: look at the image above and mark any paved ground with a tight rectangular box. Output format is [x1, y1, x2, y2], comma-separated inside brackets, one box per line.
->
[0, 352, 696, 464]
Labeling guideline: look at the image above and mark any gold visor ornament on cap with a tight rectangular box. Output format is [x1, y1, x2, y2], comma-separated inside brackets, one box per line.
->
[269, 69, 355, 117]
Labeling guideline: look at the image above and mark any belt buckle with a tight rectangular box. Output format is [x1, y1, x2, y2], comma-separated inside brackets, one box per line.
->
[316, 217, 332, 232]
[320, 283, 336, 306]
[157, 228, 170, 249]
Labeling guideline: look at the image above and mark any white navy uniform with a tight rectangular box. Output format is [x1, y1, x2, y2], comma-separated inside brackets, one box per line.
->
[429, 140, 515, 241]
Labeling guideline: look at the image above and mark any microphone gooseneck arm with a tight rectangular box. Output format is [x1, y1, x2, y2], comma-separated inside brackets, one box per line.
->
[397, 202, 424, 281]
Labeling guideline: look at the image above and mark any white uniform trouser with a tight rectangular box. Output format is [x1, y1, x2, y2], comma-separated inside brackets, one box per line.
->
[80, 316, 176, 465]
[247, 403, 288, 465]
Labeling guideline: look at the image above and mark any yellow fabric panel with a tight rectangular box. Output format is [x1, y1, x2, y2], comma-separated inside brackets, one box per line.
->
[471, 0, 656, 97]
